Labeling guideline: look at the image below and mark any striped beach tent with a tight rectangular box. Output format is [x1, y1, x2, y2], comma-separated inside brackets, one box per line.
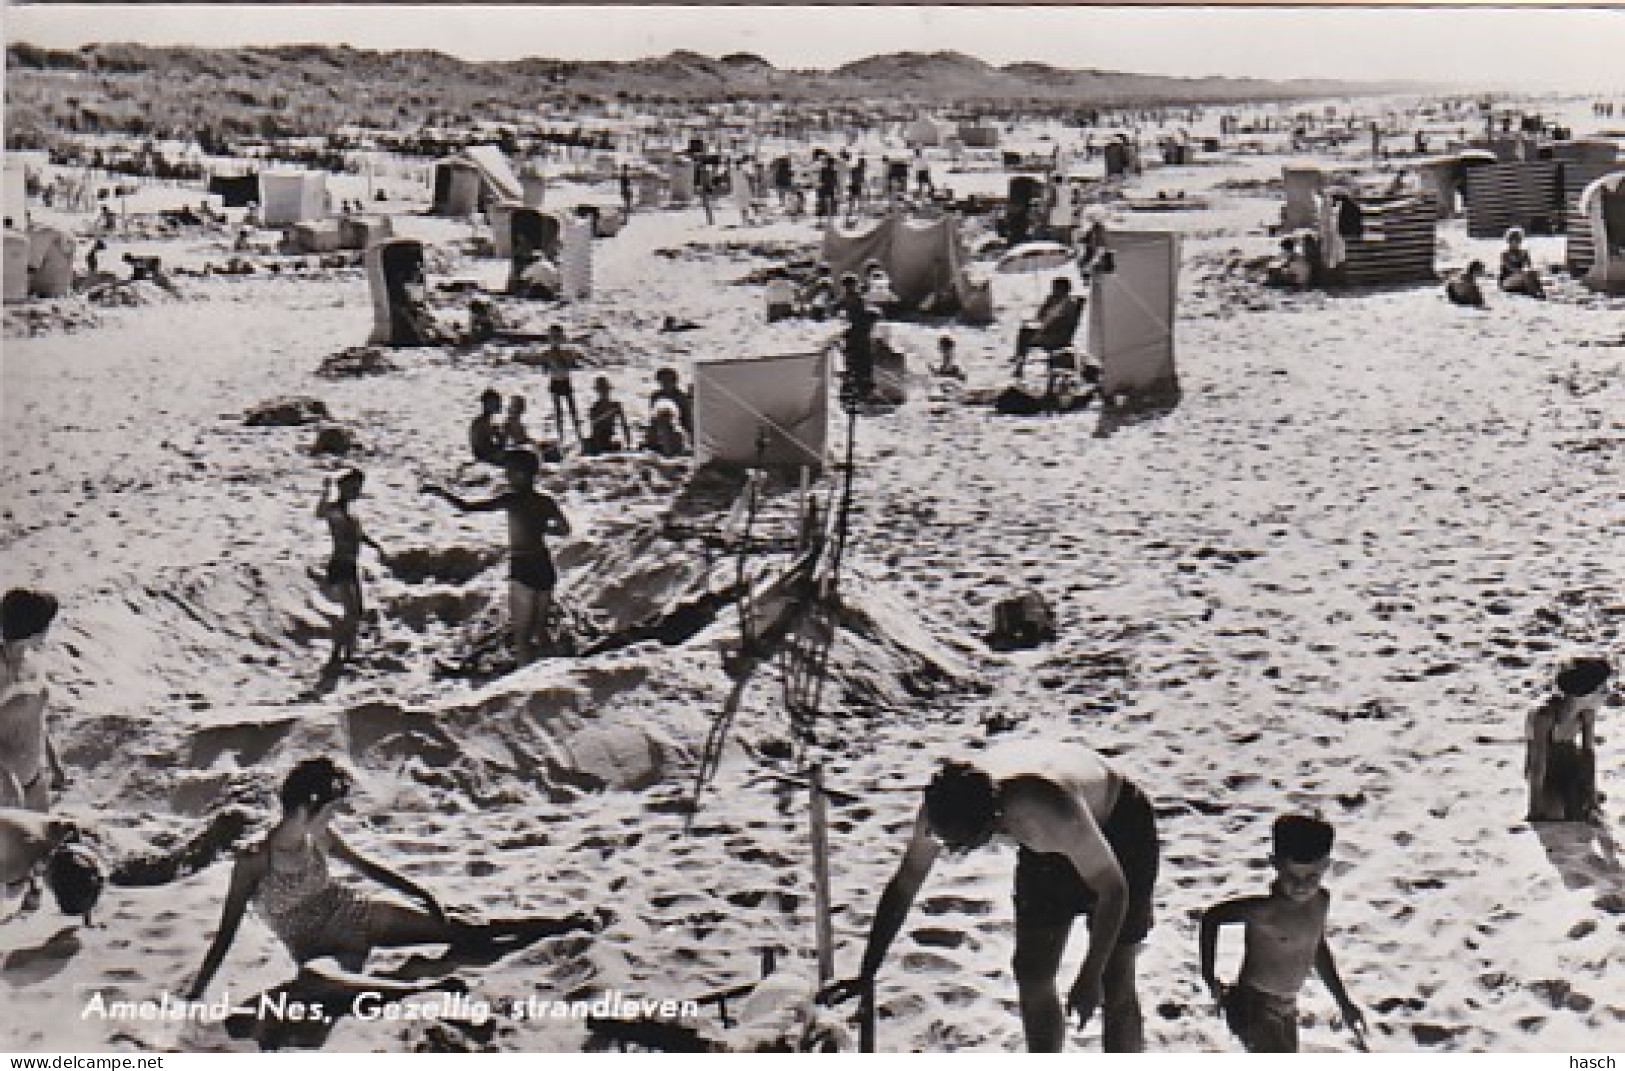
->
[1464, 160, 1560, 238]
[1326, 196, 1437, 287]
[1560, 160, 1622, 275]
[1573, 172, 1625, 291]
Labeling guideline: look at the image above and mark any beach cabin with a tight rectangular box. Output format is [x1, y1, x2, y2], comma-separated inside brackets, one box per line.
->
[1281, 166, 1325, 230]
[27, 226, 75, 298]
[693, 351, 831, 469]
[957, 122, 999, 148]
[905, 119, 944, 149]
[1464, 160, 1560, 237]
[258, 171, 329, 227]
[1570, 171, 1625, 290]
[1324, 195, 1437, 287]
[1414, 156, 1461, 219]
[1086, 230, 1180, 404]
[364, 237, 430, 346]
[668, 157, 696, 206]
[3, 229, 28, 303]
[432, 146, 524, 217]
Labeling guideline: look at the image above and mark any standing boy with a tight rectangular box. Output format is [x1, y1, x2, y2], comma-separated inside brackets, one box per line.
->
[424, 450, 570, 666]
[1199, 814, 1366, 1053]
[315, 469, 387, 672]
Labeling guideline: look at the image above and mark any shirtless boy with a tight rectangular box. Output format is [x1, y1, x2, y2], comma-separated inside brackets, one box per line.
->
[1199, 814, 1365, 1052]
[316, 470, 387, 671]
[826, 739, 1159, 1052]
[424, 450, 570, 666]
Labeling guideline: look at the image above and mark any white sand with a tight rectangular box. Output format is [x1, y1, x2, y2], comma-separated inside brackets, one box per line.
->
[3, 106, 1623, 1053]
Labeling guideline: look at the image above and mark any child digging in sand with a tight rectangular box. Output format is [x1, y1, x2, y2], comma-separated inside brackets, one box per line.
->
[315, 469, 388, 672]
[1200, 814, 1365, 1053]
[423, 450, 570, 666]
[1526, 656, 1612, 824]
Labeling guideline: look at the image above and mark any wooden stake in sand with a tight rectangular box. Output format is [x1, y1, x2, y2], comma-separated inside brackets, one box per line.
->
[809, 762, 835, 984]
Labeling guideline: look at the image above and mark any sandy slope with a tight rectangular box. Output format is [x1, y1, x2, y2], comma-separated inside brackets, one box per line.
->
[2, 120, 1623, 1053]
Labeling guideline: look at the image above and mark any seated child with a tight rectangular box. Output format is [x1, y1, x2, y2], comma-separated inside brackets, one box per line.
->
[864, 259, 899, 311]
[645, 399, 690, 458]
[1268, 237, 1313, 290]
[1498, 227, 1546, 299]
[1526, 657, 1611, 824]
[650, 367, 694, 436]
[1200, 814, 1365, 1053]
[585, 377, 632, 456]
[1445, 261, 1487, 308]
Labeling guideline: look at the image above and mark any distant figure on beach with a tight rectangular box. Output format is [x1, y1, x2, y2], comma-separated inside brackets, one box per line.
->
[1526, 657, 1611, 824]
[1445, 261, 1487, 308]
[0, 810, 103, 922]
[540, 325, 581, 445]
[0, 589, 68, 812]
[932, 333, 965, 379]
[467, 298, 499, 344]
[619, 163, 634, 217]
[424, 450, 571, 666]
[824, 739, 1159, 1052]
[838, 273, 880, 401]
[1199, 814, 1366, 1053]
[1497, 228, 1546, 299]
[585, 377, 632, 456]
[315, 470, 388, 673]
[469, 388, 507, 466]
[1013, 277, 1083, 378]
[187, 757, 597, 1000]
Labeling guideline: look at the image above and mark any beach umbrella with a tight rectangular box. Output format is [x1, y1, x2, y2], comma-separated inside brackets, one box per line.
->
[997, 241, 1073, 303]
[995, 240, 1072, 275]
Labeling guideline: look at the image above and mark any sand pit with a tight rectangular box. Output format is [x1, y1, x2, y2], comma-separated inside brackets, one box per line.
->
[3, 90, 1624, 1056]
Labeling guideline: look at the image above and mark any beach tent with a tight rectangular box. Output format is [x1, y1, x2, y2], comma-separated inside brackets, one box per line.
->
[365, 237, 430, 346]
[1323, 195, 1437, 287]
[668, 157, 696, 205]
[957, 123, 999, 148]
[693, 351, 830, 469]
[432, 146, 524, 216]
[905, 119, 944, 148]
[288, 220, 344, 254]
[1414, 156, 1461, 219]
[519, 162, 548, 208]
[27, 225, 74, 297]
[3, 229, 28, 303]
[258, 171, 328, 227]
[492, 204, 563, 261]
[495, 206, 591, 299]
[1281, 166, 1325, 229]
[821, 213, 978, 316]
[1086, 230, 1180, 403]
[1464, 160, 1560, 237]
[1572, 171, 1625, 290]
[208, 173, 260, 208]
[1103, 140, 1138, 179]
[338, 215, 393, 250]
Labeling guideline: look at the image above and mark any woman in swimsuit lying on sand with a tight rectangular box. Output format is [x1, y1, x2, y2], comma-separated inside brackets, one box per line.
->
[187, 757, 598, 999]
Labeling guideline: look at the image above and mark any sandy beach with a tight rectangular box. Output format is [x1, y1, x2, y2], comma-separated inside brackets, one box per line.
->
[4, 80, 1625, 1055]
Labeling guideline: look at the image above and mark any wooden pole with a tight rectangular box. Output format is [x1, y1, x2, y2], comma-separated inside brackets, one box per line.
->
[809, 762, 834, 985]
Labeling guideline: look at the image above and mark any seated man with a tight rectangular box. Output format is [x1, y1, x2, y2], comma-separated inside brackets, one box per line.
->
[798, 264, 839, 320]
[1445, 261, 1487, 308]
[1498, 227, 1546, 299]
[1014, 277, 1084, 377]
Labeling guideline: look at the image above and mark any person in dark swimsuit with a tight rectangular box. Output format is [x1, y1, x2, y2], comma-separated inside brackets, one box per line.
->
[315, 469, 387, 672]
[469, 389, 507, 466]
[585, 376, 631, 456]
[824, 739, 1159, 1052]
[1526, 657, 1611, 823]
[424, 450, 571, 666]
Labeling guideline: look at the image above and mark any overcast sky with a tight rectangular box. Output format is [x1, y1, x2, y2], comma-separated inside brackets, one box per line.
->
[7, 5, 1625, 92]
